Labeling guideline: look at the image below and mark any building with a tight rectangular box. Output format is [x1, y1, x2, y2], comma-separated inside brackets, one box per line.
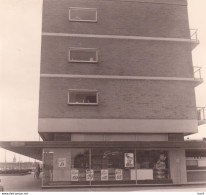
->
[1, 0, 206, 188]
[0, 162, 36, 171]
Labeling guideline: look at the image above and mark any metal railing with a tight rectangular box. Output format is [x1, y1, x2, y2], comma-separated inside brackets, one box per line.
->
[190, 29, 198, 41]
[197, 107, 206, 120]
[193, 66, 202, 79]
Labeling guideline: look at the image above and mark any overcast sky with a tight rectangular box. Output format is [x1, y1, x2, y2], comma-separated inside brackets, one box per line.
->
[0, 0, 206, 162]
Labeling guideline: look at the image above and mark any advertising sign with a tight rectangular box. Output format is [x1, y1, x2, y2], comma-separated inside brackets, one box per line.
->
[86, 169, 94, 181]
[115, 169, 123, 180]
[71, 169, 79, 181]
[58, 158, 66, 167]
[101, 169, 108, 181]
[124, 153, 134, 167]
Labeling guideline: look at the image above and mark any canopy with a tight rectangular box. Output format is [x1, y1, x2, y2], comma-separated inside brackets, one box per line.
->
[0, 140, 206, 161]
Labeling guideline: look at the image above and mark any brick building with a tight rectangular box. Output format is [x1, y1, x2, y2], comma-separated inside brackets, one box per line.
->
[1, 0, 206, 188]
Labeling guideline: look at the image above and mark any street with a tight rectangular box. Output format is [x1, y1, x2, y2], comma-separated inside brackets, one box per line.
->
[0, 173, 206, 192]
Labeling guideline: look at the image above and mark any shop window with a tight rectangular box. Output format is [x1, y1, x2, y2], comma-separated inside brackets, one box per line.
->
[68, 48, 98, 63]
[71, 149, 89, 169]
[91, 149, 135, 184]
[43, 150, 54, 186]
[69, 7, 97, 22]
[186, 150, 206, 183]
[43, 148, 90, 186]
[135, 150, 170, 182]
[68, 89, 98, 105]
[43, 148, 171, 187]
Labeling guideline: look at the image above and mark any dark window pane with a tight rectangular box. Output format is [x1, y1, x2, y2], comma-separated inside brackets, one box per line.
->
[70, 8, 97, 21]
[70, 50, 97, 62]
[69, 91, 97, 104]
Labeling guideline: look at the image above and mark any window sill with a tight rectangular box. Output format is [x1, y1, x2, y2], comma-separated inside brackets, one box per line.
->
[69, 19, 97, 23]
[68, 60, 98, 63]
[68, 103, 98, 106]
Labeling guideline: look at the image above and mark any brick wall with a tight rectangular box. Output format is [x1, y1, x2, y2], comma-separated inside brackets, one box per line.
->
[40, 36, 194, 78]
[42, 0, 190, 38]
[39, 77, 197, 119]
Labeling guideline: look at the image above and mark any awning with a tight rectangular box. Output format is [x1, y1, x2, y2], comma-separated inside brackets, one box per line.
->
[0, 140, 206, 161]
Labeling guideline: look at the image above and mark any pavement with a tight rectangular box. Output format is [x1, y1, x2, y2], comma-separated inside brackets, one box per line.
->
[0, 173, 206, 192]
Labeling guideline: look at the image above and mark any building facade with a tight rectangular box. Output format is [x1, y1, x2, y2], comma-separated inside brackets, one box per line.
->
[38, 0, 206, 187]
[1, 0, 206, 188]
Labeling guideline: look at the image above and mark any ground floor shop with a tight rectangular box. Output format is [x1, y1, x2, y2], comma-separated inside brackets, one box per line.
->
[42, 146, 206, 187]
[0, 141, 206, 188]
[43, 148, 173, 187]
[186, 150, 206, 184]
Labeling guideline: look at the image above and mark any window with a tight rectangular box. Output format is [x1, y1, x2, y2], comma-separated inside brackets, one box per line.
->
[43, 148, 89, 186]
[43, 148, 172, 187]
[135, 150, 170, 181]
[91, 148, 135, 183]
[69, 7, 97, 22]
[68, 48, 98, 63]
[68, 89, 98, 105]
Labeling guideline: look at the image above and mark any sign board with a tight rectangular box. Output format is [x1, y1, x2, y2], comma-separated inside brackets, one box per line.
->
[86, 169, 94, 181]
[137, 169, 153, 180]
[124, 153, 134, 167]
[58, 158, 66, 167]
[101, 169, 108, 181]
[198, 160, 206, 167]
[71, 169, 79, 181]
[115, 169, 123, 180]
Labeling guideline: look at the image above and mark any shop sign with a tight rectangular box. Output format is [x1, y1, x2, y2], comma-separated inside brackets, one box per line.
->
[86, 169, 94, 181]
[58, 158, 66, 167]
[124, 153, 134, 167]
[71, 169, 79, 181]
[101, 169, 108, 181]
[115, 169, 123, 180]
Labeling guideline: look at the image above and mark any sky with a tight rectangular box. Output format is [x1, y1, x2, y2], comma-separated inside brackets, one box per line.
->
[0, 0, 206, 162]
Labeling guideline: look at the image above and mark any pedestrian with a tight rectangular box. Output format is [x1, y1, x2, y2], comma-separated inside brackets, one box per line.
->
[34, 163, 40, 179]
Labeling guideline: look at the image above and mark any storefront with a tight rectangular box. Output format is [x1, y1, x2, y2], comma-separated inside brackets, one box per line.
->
[43, 148, 172, 187]
[1, 141, 206, 188]
[186, 149, 206, 184]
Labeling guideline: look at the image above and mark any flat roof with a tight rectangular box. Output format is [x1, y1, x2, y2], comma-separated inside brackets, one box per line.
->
[0, 141, 206, 161]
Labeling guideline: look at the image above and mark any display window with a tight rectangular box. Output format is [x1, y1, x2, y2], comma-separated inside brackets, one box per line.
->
[43, 148, 90, 186]
[186, 150, 206, 183]
[135, 150, 170, 184]
[43, 148, 171, 187]
[91, 148, 135, 185]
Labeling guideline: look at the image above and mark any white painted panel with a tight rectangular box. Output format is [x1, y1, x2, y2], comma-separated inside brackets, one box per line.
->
[136, 169, 153, 180]
[105, 134, 136, 141]
[136, 134, 168, 141]
[198, 160, 206, 167]
[53, 149, 71, 182]
[130, 169, 136, 180]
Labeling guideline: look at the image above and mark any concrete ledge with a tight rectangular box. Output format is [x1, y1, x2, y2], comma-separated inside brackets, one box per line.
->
[119, 0, 187, 6]
[38, 118, 198, 134]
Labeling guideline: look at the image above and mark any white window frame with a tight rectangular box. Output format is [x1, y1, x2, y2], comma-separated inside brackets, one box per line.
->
[69, 7, 97, 22]
[68, 47, 98, 63]
[68, 89, 99, 105]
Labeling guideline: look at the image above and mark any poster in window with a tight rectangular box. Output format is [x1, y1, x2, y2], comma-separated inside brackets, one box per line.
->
[115, 169, 123, 180]
[86, 169, 94, 181]
[124, 153, 134, 167]
[101, 169, 108, 181]
[71, 169, 79, 181]
[58, 158, 66, 167]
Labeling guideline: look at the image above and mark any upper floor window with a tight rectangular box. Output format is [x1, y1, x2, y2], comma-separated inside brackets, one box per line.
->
[68, 89, 98, 105]
[69, 7, 97, 22]
[68, 48, 98, 63]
